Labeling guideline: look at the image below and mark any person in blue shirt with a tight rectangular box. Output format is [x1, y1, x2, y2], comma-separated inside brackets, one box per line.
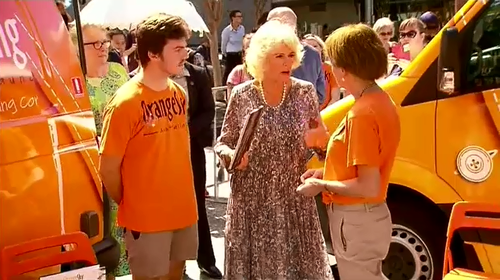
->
[266, 7, 326, 105]
[221, 10, 245, 84]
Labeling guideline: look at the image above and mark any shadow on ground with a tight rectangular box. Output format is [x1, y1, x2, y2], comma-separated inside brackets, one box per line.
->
[183, 273, 219, 280]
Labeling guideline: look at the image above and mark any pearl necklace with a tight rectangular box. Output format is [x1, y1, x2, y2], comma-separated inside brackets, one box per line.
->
[258, 82, 287, 109]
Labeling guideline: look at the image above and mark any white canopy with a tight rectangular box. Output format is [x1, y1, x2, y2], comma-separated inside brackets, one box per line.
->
[75, 0, 208, 33]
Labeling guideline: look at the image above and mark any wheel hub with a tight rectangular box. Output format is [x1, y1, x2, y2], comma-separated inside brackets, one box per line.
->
[383, 224, 433, 280]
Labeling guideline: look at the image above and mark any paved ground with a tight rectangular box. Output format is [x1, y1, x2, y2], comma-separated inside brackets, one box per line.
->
[118, 149, 336, 279]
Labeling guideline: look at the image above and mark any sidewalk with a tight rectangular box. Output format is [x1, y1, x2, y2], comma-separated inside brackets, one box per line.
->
[204, 148, 230, 200]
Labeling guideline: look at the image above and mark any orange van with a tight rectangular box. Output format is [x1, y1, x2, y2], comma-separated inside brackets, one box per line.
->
[0, 0, 119, 275]
[311, 0, 500, 279]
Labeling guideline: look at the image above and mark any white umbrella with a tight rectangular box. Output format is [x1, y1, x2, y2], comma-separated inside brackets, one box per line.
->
[76, 0, 208, 33]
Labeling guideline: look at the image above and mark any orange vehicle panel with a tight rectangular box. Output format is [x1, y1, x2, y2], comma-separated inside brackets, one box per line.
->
[0, 0, 103, 271]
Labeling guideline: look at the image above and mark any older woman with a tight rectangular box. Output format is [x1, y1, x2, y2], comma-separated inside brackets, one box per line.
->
[303, 34, 340, 108]
[70, 24, 129, 277]
[373, 17, 395, 54]
[215, 20, 333, 279]
[70, 24, 129, 135]
[297, 24, 401, 280]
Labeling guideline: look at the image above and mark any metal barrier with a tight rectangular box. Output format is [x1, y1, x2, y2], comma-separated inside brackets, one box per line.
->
[209, 86, 230, 202]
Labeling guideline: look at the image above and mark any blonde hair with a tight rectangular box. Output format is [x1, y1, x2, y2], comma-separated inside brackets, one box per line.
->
[303, 34, 325, 60]
[303, 34, 325, 50]
[373, 17, 394, 33]
[69, 23, 105, 50]
[245, 21, 303, 81]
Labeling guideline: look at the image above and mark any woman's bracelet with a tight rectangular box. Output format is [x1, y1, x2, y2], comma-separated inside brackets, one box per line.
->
[312, 147, 327, 161]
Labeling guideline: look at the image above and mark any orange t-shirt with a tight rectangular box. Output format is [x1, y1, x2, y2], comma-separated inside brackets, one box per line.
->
[321, 62, 338, 110]
[322, 90, 401, 205]
[99, 79, 197, 232]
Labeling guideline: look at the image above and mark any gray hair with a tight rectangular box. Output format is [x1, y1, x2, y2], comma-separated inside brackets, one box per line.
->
[267, 7, 297, 28]
[373, 17, 394, 33]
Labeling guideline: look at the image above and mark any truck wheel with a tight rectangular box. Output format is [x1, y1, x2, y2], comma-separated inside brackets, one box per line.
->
[384, 199, 447, 280]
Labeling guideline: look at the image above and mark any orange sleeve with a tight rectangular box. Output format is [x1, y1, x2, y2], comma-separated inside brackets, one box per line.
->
[346, 113, 380, 167]
[99, 98, 136, 158]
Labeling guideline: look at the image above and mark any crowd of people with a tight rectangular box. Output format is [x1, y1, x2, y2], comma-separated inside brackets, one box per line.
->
[66, 2, 448, 279]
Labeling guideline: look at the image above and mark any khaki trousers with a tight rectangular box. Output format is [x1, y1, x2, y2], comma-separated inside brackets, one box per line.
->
[327, 202, 392, 280]
[124, 224, 198, 278]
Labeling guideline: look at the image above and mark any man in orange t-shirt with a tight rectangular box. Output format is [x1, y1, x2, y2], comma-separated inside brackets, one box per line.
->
[99, 14, 197, 280]
[297, 24, 401, 280]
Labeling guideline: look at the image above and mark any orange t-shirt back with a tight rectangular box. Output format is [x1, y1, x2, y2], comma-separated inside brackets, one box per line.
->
[322, 90, 401, 205]
[321, 62, 338, 110]
[99, 79, 197, 232]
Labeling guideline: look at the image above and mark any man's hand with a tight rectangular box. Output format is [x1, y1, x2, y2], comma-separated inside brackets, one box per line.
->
[296, 178, 324, 197]
[300, 168, 324, 182]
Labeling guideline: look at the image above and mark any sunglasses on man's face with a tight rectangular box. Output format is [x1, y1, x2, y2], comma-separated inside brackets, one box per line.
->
[399, 30, 418, 39]
[379, 31, 393, 37]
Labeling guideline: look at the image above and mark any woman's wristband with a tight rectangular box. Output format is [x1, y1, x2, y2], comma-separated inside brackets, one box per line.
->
[312, 147, 327, 161]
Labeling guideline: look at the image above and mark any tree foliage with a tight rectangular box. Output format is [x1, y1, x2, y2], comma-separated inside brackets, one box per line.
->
[254, 0, 270, 25]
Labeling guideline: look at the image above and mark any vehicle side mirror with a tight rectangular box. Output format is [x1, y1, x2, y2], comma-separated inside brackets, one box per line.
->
[438, 27, 461, 93]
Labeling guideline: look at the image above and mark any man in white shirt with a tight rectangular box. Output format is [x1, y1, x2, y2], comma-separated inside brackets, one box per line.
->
[221, 10, 245, 84]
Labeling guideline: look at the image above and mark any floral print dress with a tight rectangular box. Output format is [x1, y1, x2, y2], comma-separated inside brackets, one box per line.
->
[86, 62, 129, 276]
[215, 78, 333, 279]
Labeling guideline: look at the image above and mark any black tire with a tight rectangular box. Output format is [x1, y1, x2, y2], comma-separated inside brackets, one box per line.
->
[385, 198, 448, 280]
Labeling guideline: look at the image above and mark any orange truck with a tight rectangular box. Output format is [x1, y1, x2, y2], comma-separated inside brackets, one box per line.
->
[311, 0, 500, 279]
[0, 0, 119, 275]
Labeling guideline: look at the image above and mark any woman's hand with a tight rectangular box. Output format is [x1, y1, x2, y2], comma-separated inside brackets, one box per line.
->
[219, 149, 234, 169]
[388, 53, 398, 63]
[235, 152, 249, 170]
[219, 150, 249, 171]
[304, 117, 329, 149]
[123, 44, 137, 57]
[300, 168, 324, 182]
[297, 178, 324, 197]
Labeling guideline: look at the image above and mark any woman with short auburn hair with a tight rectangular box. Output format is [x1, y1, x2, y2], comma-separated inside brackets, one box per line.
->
[215, 20, 333, 279]
[297, 23, 401, 280]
